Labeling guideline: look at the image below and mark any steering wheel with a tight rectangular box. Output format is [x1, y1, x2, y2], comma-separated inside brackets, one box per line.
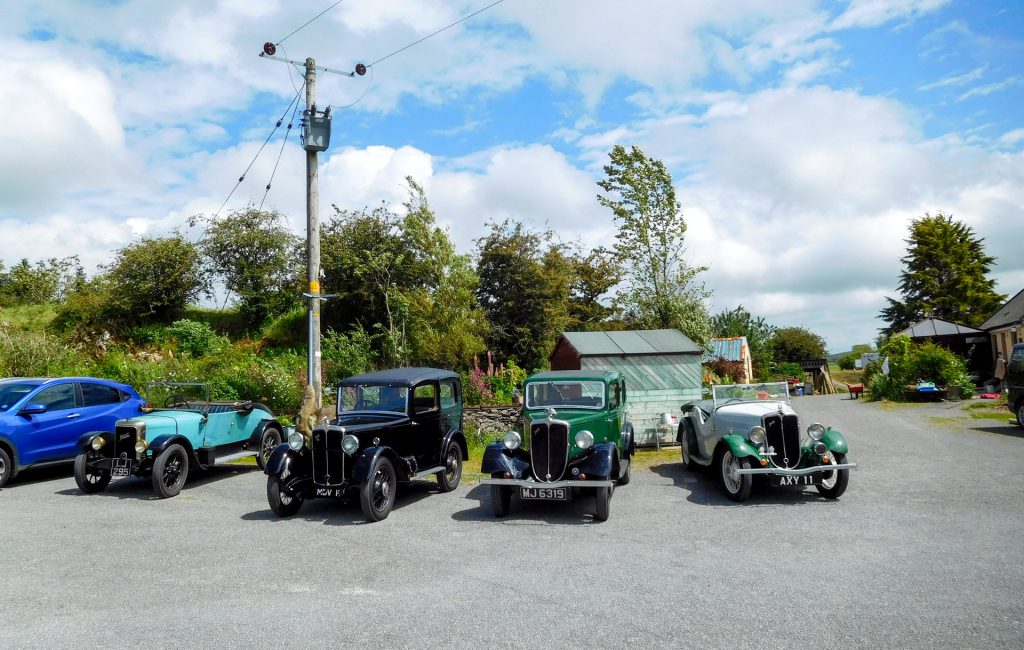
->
[353, 399, 374, 410]
[164, 395, 189, 408]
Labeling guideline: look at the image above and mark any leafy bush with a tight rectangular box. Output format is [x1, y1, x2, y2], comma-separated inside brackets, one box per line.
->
[166, 319, 225, 357]
[864, 336, 973, 400]
[261, 306, 306, 349]
[462, 354, 527, 406]
[705, 358, 745, 383]
[838, 353, 856, 370]
[0, 325, 89, 377]
[776, 362, 804, 379]
[322, 326, 376, 385]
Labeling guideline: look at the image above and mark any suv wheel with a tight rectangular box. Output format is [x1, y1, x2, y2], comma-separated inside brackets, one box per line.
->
[360, 457, 397, 522]
[436, 440, 462, 492]
[74, 451, 111, 494]
[0, 447, 12, 488]
[152, 444, 189, 498]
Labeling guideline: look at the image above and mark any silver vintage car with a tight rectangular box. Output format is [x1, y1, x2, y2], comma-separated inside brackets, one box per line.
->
[677, 382, 856, 501]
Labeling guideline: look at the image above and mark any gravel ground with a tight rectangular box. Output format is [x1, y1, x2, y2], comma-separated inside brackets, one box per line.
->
[1, 394, 1022, 649]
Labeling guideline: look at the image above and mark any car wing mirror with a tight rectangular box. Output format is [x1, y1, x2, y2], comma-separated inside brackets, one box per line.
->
[19, 403, 47, 417]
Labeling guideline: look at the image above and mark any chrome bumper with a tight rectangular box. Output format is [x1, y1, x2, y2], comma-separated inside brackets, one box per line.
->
[480, 478, 614, 488]
[736, 462, 858, 476]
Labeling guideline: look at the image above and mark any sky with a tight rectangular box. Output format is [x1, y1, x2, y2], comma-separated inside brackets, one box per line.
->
[2, 0, 1023, 354]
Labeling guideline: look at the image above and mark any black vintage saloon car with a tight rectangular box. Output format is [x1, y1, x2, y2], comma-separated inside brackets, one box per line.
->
[265, 368, 467, 522]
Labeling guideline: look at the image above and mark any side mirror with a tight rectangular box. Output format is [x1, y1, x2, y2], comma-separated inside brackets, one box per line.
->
[19, 403, 47, 417]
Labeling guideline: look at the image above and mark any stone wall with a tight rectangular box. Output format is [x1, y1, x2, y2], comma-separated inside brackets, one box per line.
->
[464, 405, 522, 435]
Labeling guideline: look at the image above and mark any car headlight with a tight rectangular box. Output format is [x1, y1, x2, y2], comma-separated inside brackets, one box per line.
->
[287, 431, 305, 451]
[575, 430, 594, 450]
[134, 439, 148, 455]
[341, 434, 359, 455]
[503, 431, 521, 450]
[813, 441, 827, 455]
[749, 426, 766, 445]
[90, 436, 106, 451]
[807, 423, 826, 440]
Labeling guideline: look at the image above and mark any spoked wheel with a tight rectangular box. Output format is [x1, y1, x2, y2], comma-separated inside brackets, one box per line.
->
[1017, 402, 1024, 429]
[816, 452, 850, 499]
[255, 426, 282, 471]
[267, 466, 303, 517]
[0, 447, 12, 488]
[594, 483, 613, 522]
[719, 449, 752, 502]
[435, 440, 463, 492]
[74, 451, 111, 494]
[152, 444, 189, 498]
[360, 457, 397, 522]
[491, 482, 512, 518]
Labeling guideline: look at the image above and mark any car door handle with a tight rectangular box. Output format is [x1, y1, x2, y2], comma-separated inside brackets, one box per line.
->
[66, 413, 81, 419]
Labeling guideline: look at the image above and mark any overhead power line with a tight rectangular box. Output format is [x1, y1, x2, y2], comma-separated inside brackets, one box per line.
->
[367, 0, 506, 69]
[274, 0, 347, 47]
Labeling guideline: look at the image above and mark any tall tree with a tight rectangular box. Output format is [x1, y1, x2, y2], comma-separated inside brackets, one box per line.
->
[597, 144, 712, 346]
[567, 246, 622, 330]
[880, 212, 1005, 335]
[192, 207, 302, 328]
[711, 305, 776, 379]
[476, 219, 571, 371]
[771, 326, 827, 362]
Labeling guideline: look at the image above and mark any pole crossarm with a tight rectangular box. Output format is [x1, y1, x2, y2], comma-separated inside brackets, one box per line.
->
[259, 52, 357, 77]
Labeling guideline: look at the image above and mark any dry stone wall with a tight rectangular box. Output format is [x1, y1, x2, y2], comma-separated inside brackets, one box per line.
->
[464, 405, 522, 434]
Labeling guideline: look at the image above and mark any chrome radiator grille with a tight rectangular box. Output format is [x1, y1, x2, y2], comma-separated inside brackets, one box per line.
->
[764, 413, 801, 469]
[530, 420, 569, 482]
[311, 428, 346, 486]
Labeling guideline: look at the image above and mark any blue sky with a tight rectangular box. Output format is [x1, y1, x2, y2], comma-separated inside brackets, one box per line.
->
[3, 0, 1022, 353]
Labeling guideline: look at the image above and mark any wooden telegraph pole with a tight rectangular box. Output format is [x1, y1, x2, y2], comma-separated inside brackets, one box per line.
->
[304, 57, 323, 408]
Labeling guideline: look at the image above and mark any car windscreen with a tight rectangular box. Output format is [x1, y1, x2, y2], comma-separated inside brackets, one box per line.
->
[0, 382, 40, 412]
[712, 382, 790, 404]
[525, 381, 605, 409]
[339, 385, 408, 414]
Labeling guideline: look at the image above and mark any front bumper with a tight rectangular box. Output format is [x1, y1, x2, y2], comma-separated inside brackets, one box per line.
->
[480, 477, 613, 488]
[736, 462, 857, 476]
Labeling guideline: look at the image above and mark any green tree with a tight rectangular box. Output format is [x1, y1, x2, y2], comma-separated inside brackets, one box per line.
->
[192, 207, 301, 328]
[597, 144, 712, 346]
[771, 326, 827, 362]
[880, 212, 1005, 335]
[0, 256, 83, 306]
[711, 305, 776, 379]
[567, 247, 622, 330]
[476, 219, 571, 371]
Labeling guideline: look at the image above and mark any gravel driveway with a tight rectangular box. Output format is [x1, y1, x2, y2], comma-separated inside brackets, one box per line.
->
[1, 394, 1022, 649]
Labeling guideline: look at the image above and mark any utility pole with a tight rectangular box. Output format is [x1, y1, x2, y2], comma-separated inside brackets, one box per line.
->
[304, 57, 322, 408]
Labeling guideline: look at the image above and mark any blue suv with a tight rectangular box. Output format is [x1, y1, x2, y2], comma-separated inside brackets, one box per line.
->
[0, 377, 144, 487]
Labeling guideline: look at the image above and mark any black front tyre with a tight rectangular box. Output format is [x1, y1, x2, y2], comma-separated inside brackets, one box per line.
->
[594, 484, 613, 521]
[1016, 402, 1024, 429]
[267, 474, 303, 517]
[435, 440, 463, 492]
[816, 452, 850, 499]
[0, 447, 14, 488]
[360, 457, 397, 522]
[74, 452, 111, 493]
[255, 426, 282, 471]
[152, 444, 189, 498]
[616, 457, 631, 485]
[491, 484, 512, 518]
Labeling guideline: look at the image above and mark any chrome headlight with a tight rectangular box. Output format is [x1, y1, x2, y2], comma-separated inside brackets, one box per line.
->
[341, 434, 359, 455]
[575, 430, 594, 450]
[503, 431, 521, 450]
[90, 436, 106, 451]
[134, 439, 149, 455]
[287, 431, 305, 451]
[749, 426, 766, 445]
[813, 441, 827, 455]
[807, 423, 826, 440]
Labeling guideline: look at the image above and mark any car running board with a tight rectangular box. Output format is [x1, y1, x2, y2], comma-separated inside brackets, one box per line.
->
[412, 466, 444, 478]
[213, 450, 257, 464]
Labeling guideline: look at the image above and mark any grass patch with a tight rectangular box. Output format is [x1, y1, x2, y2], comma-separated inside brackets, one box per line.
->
[969, 410, 1013, 420]
[632, 446, 680, 469]
[927, 416, 961, 429]
[0, 303, 58, 333]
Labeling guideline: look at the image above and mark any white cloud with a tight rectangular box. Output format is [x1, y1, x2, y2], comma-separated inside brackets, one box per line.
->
[832, 0, 951, 30]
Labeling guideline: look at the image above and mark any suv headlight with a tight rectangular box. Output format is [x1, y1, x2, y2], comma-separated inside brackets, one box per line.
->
[287, 431, 305, 451]
[90, 436, 106, 451]
[807, 423, 826, 440]
[749, 426, 766, 445]
[575, 430, 594, 450]
[503, 431, 521, 450]
[341, 434, 359, 455]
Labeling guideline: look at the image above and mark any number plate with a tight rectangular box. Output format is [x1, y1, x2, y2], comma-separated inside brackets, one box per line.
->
[776, 474, 821, 486]
[111, 458, 132, 479]
[519, 486, 569, 501]
[315, 487, 346, 498]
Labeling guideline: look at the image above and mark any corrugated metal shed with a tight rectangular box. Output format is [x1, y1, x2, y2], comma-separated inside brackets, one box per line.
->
[704, 336, 749, 362]
[895, 318, 984, 338]
[560, 329, 702, 356]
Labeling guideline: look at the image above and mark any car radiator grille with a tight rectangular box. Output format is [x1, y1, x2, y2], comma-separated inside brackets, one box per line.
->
[530, 420, 569, 482]
[764, 414, 801, 469]
[311, 429, 345, 486]
[114, 425, 137, 459]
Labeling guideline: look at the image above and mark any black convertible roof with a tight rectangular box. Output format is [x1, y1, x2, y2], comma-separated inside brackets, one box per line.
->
[338, 367, 459, 387]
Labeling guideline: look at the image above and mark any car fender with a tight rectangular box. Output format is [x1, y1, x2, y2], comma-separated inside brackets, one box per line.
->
[148, 434, 194, 457]
[720, 434, 760, 460]
[480, 442, 531, 477]
[440, 428, 469, 461]
[247, 419, 282, 448]
[265, 443, 302, 476]
[576, 442, 616, 479]
[0, 434, 20, 471]
[822, 428, 849, 455]
[76, 431, 113, 452]
[352, 446, 405, 483]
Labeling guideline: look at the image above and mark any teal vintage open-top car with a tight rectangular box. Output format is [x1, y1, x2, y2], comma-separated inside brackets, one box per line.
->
[678, 382, 856, 501]
[73, 383, 283, 498]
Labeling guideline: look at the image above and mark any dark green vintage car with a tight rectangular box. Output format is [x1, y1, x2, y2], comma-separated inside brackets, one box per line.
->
[480, 370, 634, 522]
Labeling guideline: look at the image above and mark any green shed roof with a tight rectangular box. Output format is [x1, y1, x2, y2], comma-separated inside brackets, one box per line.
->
[558, 329, 702, 357]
